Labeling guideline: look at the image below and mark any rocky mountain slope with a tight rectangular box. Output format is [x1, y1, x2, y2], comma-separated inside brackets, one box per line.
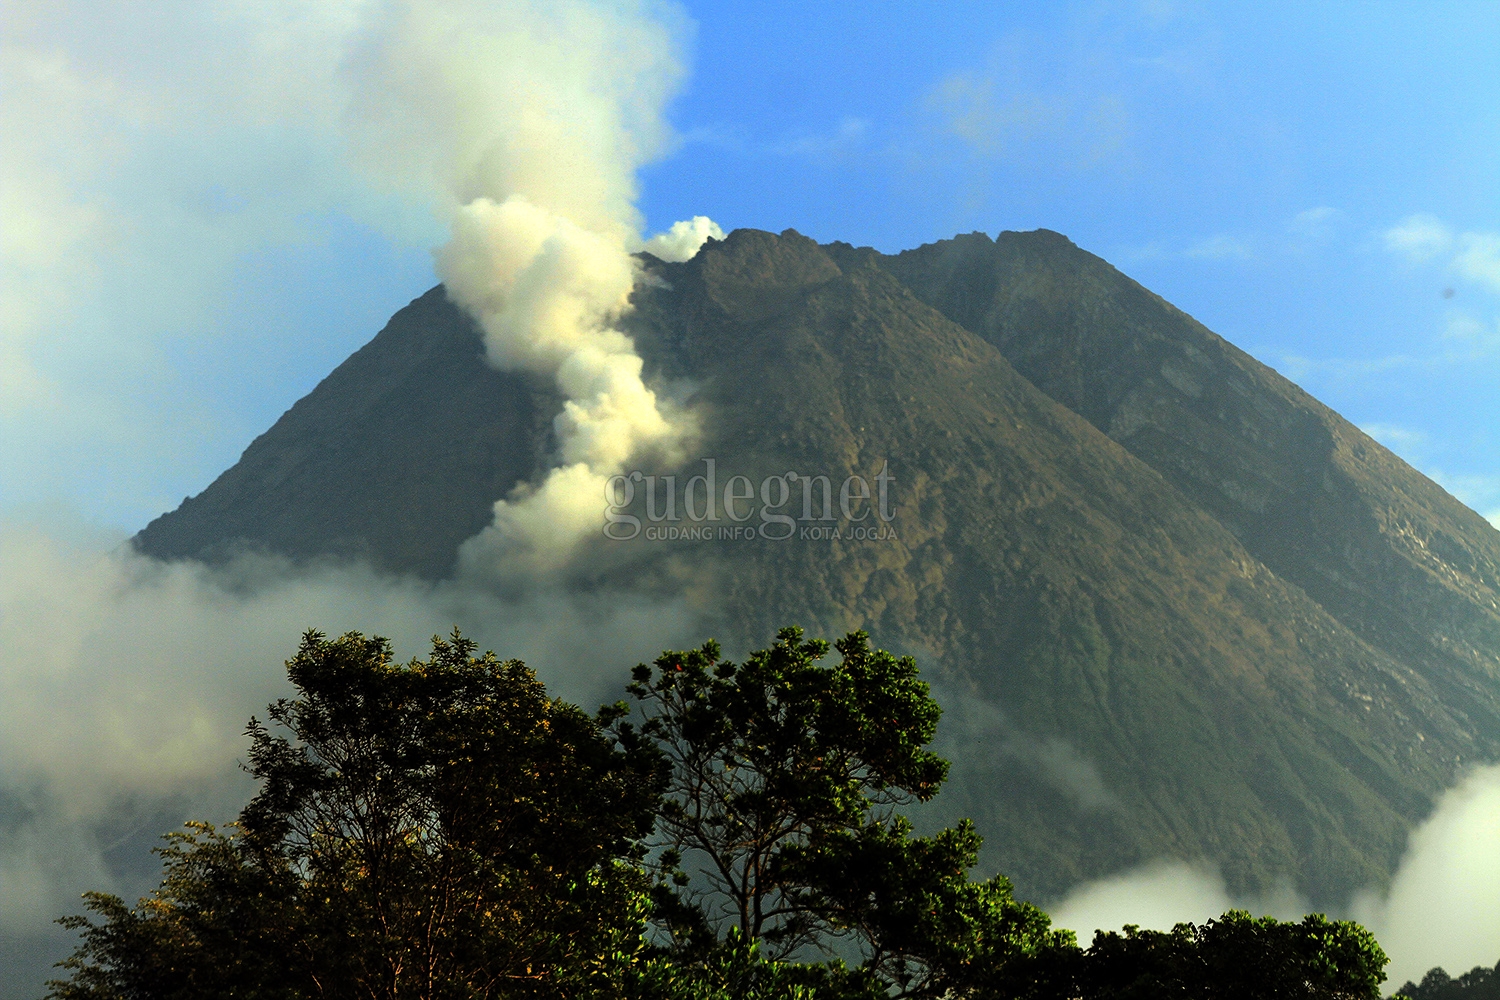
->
[134, 228, 1500, 906]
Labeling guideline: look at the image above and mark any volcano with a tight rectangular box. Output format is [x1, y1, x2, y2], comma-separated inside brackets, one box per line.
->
[135, 228, 1500, 906]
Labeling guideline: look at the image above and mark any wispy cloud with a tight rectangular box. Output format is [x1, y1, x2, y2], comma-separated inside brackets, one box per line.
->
[1360, 422, 1429, 454]
[1287, 205, 1339, 240]
[1440, 311, 1500, 351]
[927, 73, 1071, 157]
[1427, 471, 1500, 530]
[1184, 233, 1253, 260]
[1454, 233, 1500, 294]
[677, 116, 871, 165]
[1385, 213, 1454, 262]
[1114, 207, 1340, 268]
[1113, 233, 1256, 266]
[1349, 425, 1500, 529]
[1276, 310, 1500, 386]
[1385, 214, 1500, 294]
[919, 43, 1129, 171]
[766, 116, 870, 161]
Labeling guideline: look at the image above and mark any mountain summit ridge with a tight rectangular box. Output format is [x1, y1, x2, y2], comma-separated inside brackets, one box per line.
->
[134, 227, 1500, 905]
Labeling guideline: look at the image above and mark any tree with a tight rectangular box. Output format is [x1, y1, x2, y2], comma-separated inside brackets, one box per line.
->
[49, 624, 1396, 1000]
[49, 821, 308, 1000]
[623, 626, 1071, 998]
[1009, 910, 1392, 1000]
[1393, 959, 1500, 1000]
[49, 629, 664, 1000]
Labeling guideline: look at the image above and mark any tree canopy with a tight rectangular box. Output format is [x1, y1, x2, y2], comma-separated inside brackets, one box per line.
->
[626, 626, 1066, 997]
[50, 629, 663, 1000]
[47, 626, 1392, 1000]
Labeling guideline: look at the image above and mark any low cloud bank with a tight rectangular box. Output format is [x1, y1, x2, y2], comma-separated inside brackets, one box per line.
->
[1043, 766, 1500, 987]
[1045, 861, 1306, 942]
[10, 523, 1500, 994]
[0, 517, 698, 991]
[1354, 765, 1500, 985]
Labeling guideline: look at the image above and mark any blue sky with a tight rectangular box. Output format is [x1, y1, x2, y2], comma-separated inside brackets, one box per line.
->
[650, 2, 1500, 522]
[3, 0, 1498, 530]
[3, 6, 1500, 990]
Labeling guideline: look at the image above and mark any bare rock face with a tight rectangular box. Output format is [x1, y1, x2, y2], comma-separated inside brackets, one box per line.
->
[875, 230, 1500, 757]
[134, 287, 561, 578]
[134, 228, 1500, 906]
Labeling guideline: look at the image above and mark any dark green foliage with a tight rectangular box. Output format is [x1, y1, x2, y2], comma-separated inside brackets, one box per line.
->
[626, 626, 1072, 998]
[1006, 910, 1390, 1000]
[49, 629, 664, 1000]
[1394, 960, 1500, 1000]
[625, 929, 885, 1000]
[49, 823, 306, 999]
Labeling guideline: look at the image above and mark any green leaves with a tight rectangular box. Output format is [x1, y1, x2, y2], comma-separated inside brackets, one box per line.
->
[1026, 910, 1391, 1000]
[627, 626, 1060, 998]
[52, 629, 666, 1000]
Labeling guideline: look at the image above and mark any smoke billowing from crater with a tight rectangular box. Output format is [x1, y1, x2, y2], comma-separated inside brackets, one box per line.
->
[0, 1, 717, 990]
[348, 0, 712, 578]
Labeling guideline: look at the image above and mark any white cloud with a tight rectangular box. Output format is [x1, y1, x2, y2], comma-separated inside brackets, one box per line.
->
[1046, 860, 1305, 941]
[1384, 214, 1500, 294]
[1184, 233, 1254, 260]
[1046, 767, 1500, 987]
[1288, 205, 1339, 239]
[1354, 766, 1500, 985]
[1455, 232, 1500, 294]
[1385, 214, 1455, 262]
[643, 215, 724, 262]
[0, 516, 698, 937]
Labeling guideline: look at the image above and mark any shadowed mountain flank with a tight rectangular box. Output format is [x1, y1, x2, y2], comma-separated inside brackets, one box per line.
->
[868, 230, 1500, 757]
[134, 228, 1500, 906]
[135, 287, 560, 578]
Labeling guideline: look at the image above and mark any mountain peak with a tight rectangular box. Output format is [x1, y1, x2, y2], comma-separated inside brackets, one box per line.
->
[133, 228, 1500, 905]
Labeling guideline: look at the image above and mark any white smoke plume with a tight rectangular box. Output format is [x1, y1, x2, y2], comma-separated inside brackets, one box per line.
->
[1, 1, 718, 993]
[644, 215, 726, 262]
[344, 0, 713, 578]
